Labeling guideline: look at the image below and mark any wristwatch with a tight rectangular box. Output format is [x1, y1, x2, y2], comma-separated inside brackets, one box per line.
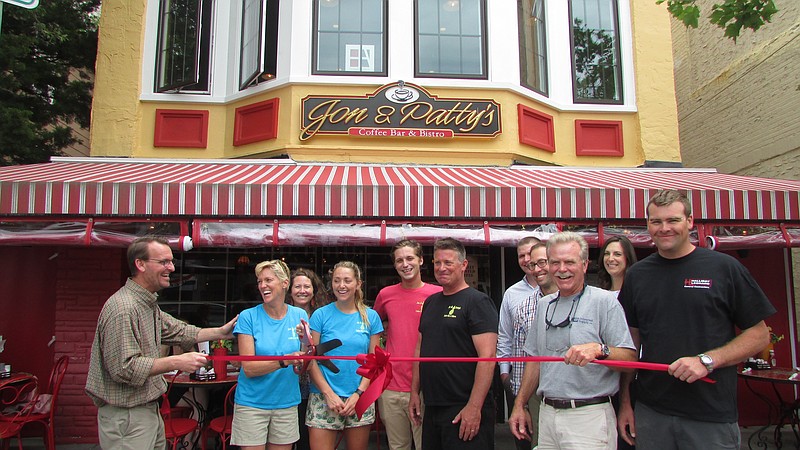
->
[597, 344, 611, 360]
[697, 353, 714, 373]
[279, 360, 287, 369]
[355, 389, 364, 396]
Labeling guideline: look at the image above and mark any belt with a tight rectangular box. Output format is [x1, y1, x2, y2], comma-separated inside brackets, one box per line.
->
[543, 396, 611, 409]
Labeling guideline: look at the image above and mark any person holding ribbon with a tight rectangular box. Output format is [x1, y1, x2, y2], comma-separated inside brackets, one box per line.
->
[86, 236, 238, 449]
[618, 190, 775, 449]
[411, 238, 499, 450]
[287, 268, 328, 450]
[306, 261, 383, 450]
[230, 259, 307, 450]
[509, 232, 636, 450]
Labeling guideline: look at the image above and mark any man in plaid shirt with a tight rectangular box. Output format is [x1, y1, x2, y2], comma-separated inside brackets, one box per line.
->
[497, 239, 556, 449]
[86, 236, 237, 449]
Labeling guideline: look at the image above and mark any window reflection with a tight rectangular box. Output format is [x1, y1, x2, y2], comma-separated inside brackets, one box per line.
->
[518, 0, 548, 95]
[159, 245, 492, 327]
[415, 0, 487, 78]
[569, 0, 622, 103]
[313, 0, 387, 75]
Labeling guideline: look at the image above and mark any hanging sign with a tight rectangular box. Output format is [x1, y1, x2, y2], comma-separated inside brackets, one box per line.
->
[300, 81, 501, 141]
[1, 0, 39, 9]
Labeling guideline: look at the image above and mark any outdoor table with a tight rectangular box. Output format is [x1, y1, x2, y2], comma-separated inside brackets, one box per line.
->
[165, 371, 238, 449]
[739, 367, 800, 449]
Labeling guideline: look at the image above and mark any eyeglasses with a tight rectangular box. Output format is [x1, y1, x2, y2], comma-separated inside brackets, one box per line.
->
[145, 259, 176, 267]
[527, 259, 548, 270]
[544, 290, 583, 329]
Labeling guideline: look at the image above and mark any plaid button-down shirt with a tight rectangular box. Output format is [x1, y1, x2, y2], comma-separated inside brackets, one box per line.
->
[86, 278, 199, 408]
[510, 289, 542, 394]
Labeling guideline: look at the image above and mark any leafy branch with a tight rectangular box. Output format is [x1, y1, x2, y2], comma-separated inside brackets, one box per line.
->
[657, 0, 778, 40]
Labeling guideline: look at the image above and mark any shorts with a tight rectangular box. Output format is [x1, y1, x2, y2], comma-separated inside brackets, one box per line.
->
[230, 403, 299, 446]
[305, 392, 375, 430]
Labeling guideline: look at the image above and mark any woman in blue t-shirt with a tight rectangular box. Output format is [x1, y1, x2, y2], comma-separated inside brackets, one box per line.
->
[306, 261, 383, 450]
[231, 259, 308, 450]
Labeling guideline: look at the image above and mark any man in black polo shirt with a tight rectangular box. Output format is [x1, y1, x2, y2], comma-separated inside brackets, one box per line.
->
[410, 238, 498, 450]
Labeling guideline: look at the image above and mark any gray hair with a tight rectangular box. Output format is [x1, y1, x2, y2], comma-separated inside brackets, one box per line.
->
[546, 232, 589, 261]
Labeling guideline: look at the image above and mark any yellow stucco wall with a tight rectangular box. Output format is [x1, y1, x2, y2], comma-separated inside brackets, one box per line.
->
[91, 0, 148, 157]
[90, 0, 681, 167]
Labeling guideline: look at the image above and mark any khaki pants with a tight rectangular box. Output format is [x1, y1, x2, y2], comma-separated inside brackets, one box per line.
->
[538, 402, 616, 450]
[377, 389, 423, 450]
[97, 401, 166, 450]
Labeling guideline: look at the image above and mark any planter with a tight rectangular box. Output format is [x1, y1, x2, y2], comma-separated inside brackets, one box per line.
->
[213, 348, 228, 380]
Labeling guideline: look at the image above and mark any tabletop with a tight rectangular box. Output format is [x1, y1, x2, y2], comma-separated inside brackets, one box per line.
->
[167, 371, 239, 387]
[739, 367, 800, 385]
[0, 372, 35, 390]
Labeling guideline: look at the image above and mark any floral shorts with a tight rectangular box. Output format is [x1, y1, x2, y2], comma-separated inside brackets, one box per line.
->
[305, 392, 375, 430]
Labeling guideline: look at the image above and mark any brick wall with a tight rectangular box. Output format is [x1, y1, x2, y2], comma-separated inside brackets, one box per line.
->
[54, 246, 126, 444]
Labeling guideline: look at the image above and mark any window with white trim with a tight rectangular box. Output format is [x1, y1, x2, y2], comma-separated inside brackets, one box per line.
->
[415, 0, 487, 78]
[154, 0, 280, 94]
[312, 0, 387, 76]
[569, 0, 622, 103]
[155, 0, 213, 93]
[518, 0, 548, 95]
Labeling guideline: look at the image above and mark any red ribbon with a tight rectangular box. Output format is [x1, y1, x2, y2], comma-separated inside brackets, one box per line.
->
[354, 347, 392, 419]
[208, 353, 715, 417]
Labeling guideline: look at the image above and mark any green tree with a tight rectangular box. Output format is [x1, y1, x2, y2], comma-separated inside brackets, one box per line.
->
[658, 0, 778, 40]
[0, 0, 99, 166]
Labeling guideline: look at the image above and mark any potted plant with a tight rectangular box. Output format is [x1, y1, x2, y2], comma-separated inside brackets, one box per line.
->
[210, 339, 233, 353]
[210, 339, 233, 380]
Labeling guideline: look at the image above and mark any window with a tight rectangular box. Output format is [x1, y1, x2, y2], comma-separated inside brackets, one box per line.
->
[518, 0, 548, 95]
[313, 0, 387, 75]
[415, 0, 487, 78]
[240, 0, 280, 90]
[569, 0, 622, 103]
[155, 0, 213, 93]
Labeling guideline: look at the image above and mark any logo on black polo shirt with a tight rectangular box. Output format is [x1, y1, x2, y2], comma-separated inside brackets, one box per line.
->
[684, 278, 712, 289]
[444, 305, 461, 318]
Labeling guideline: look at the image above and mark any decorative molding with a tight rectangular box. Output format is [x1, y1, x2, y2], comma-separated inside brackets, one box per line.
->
[153, 109, 209, 148]
[575, 120, 624, 156]
[517, 104, 555, 152]
[234, 98, 280, 146]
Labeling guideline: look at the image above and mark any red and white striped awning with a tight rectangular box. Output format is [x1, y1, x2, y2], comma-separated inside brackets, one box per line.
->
[0, 158, 798, 222]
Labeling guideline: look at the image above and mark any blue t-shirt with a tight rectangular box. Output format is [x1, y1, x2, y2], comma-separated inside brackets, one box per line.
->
[308, 303, 383, 397]
[233, 304, 308, 409]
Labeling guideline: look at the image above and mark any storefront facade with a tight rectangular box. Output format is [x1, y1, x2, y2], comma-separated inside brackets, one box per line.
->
[0, 0, 798, 444]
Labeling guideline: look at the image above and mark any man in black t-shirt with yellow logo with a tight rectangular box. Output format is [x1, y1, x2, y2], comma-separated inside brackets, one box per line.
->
[410, 238, 499, 450]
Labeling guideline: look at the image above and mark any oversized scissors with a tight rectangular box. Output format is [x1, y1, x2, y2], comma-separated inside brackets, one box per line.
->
[295, 319, 341, 374]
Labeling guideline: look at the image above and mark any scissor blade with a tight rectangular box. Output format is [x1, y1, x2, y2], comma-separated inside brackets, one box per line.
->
[315, 339, 342, 355]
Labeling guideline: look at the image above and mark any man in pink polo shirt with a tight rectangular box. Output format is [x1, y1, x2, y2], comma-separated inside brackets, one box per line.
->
[374, 239, 443, 450]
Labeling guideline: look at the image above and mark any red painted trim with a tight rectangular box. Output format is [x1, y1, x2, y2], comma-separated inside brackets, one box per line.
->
[234, 98, 280, 146]
[517, 104, 555, 152]
[575, 120, 624, 157]
[153, 109, 209, 148]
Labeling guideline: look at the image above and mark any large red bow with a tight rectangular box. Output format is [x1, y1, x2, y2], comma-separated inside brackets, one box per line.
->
[354, 347, 393, 419]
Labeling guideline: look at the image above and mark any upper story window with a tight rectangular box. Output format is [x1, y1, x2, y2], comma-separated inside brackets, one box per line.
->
[240, 0, 280, 90]
[415, 0, 487, 79]
[569, 0, 622, 103]
[312, 0, 387, 76]
[154, 0, 279, 94]
[155, 0, 213, 93]
[518, 0, 548, 95]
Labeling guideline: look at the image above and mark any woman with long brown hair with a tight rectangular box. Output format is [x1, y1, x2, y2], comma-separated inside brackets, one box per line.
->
[287, 268, 328, 450]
